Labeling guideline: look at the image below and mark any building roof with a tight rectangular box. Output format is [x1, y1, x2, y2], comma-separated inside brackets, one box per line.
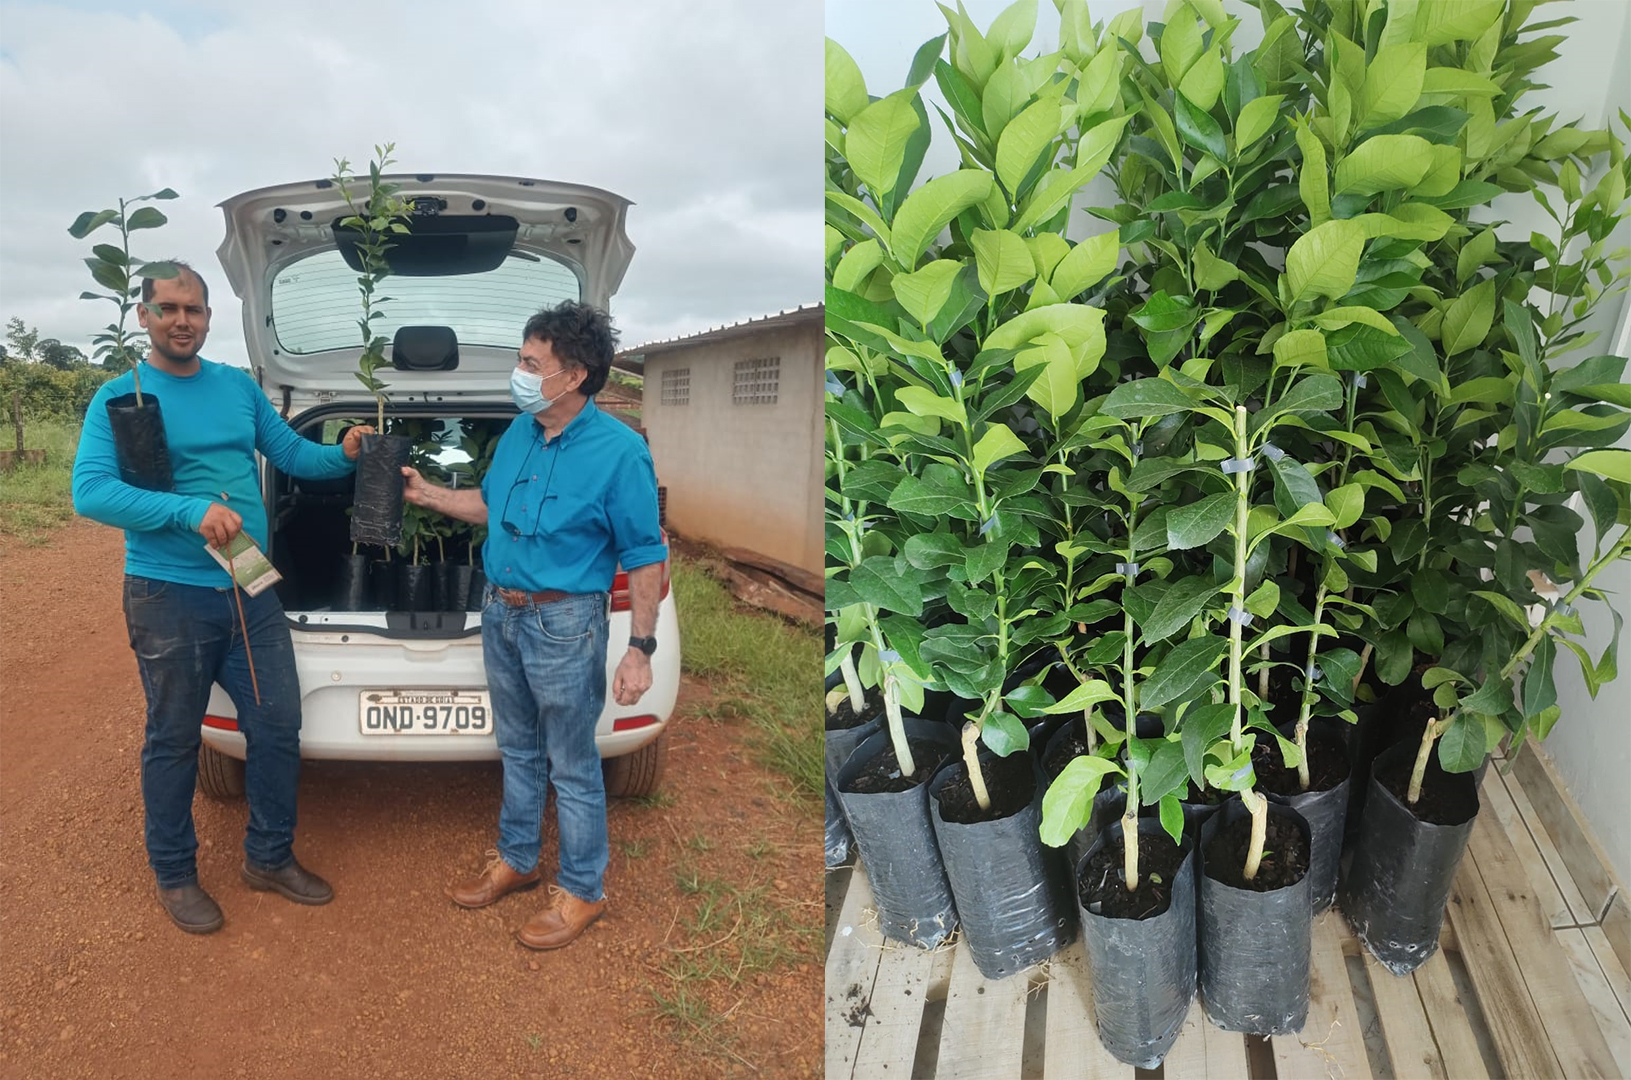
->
[615, 304, 823, 366]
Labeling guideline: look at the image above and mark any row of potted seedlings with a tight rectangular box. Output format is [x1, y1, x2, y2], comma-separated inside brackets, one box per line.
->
[825, 0, 1630, 1067]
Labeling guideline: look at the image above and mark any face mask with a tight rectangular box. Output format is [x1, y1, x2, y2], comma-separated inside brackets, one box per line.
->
[510, 366, 569, 415]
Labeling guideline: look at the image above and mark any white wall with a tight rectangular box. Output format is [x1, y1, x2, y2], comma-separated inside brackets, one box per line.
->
[828, 0, 1631, 880]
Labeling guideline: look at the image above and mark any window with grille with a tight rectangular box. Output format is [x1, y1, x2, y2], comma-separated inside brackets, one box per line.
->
[661, 367, 690, 406]
[732, 357, 779, 405]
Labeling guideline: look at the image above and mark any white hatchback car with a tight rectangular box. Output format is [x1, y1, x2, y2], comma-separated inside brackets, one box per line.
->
[194, 174, 679, 798]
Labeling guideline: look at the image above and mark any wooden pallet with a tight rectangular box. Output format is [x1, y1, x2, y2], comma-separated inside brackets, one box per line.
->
[826, 751, 1631, 1079]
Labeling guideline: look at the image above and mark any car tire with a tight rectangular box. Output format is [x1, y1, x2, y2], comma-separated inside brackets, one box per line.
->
[198, 744, 246, 799]
[603, 732, 667, 798]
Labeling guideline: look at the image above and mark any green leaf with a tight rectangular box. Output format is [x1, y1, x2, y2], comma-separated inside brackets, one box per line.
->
[1193, 240, 1239, 291]
[67, 208, 119, 239]
[1415, 0, 1503, 46]
[1312, 307, 1402, 336]
[972, 423, 1029, 475]
[1051, 232, 1118, 300]
[832, 238, 884, 293]
[1142, 636, 1228, 711]
[825, 39, 868, 123]
[1472, 590, 1530, 631]
[1181, 702, 1234, 786]
[996, 96, 1064, 195]
[1442, 279, 1496, 356]
[1160, 6, 1204, 88]
[124, 206, 168, 231]
[1040, 755, 1124, 847]
[1273, 329, 1328, 370]
[890, 170, 996, 269]
[1174, 92, 1227, 161]
[982, 711, 1031, 757]
[1014, 333, 1080, 420]
[1358, 43, 1426, 129]
[1140, 740, 1192, 807]
[1252, 374, 1344, 435]
[1041, 678, 1119, 714]
[892, 259, 965, 328]
[1295, 120, 1330, 226]
[848, 556, 924, 616]
[1565, 450, 1631, 484]
[1235, 95, 1284, 148]
[1522, 636, 1557, 719]
[1101, 378, 1197, 419]
[847, 92, 921, 197]
[1285, 219, 1366, 304]
[1143, 576, 1220, 642]
[1333, 135, 1433, 196]
[1159, 794, 1185, 845]
[1323, 484, 1364, 530]
[888, 475, 969, 517]
[895, 386, 966, 426]
[1167, 492, 1234, 551]
[1437, 714, 1486, 773]
[1180, 47, 1226, 112]
[970, 229, 1036, 295]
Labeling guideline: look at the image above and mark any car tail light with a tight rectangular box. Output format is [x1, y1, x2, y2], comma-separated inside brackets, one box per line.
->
[612, 714, 659, 732]
[610, 530, 671, 612]
[203, 714, 239, 732]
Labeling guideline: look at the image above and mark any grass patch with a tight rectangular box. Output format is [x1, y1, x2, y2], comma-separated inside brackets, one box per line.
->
[613, 838, 650, 859]
[0, 419, 84, 542]
[671, 560, 821, 801]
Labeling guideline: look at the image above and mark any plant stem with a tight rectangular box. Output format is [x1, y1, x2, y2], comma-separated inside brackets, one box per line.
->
[1407, 716, 1449, 805]
[1122, 799, 1140, 892]
[1498, 532, 1631, 682]
[1294, 586, 1328, 791]
[1257, 642, 1271, 701]
[840, 650, 865, 714]
[1229, 406, 1250, 750]
[882, 673, 915, 777]
[960, 722, 991, 812]
[1241, 788, 1268, 881]
[1353, 640, 1374, 697]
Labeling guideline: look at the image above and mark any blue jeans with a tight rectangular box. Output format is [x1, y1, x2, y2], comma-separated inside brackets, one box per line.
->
[123, 576, 303, 888]
[482, 590, 610, 902]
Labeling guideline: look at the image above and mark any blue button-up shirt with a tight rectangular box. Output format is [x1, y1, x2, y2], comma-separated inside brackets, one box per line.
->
[480, 398, 667, 593]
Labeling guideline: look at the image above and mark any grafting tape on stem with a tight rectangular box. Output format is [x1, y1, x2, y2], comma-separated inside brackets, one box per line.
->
[1220, 457, 1256, 474]
[1351, 373, 1368, 389]
[1226, 605, 1254, 628]
[1306, 664, 1323, 682]
[1327, 531, 1346, 549]
[879, 649, 901, 662]
[1260, 443, 1286, 463]
[979, 515, 997, 536]
[1115, 561, 1141, 577]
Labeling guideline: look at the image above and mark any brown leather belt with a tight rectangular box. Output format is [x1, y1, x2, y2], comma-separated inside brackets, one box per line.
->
[493, 587, 574, 607]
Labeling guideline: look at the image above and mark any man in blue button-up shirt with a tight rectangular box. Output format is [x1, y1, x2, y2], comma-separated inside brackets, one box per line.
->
[401, 301, 666, 950]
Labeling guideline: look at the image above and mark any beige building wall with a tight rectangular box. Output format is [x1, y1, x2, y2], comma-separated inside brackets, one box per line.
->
[641, 320, 823, 573]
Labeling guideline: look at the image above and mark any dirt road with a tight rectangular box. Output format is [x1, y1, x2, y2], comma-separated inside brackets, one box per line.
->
[0, 519, 821, 1078]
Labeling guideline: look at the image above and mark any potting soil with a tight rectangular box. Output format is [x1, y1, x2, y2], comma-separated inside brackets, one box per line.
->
[1374, 747, 1480, 826]
[935, 751, 1032, 824]
[1080, 829, 1184, 920]
[1202, 807, 1309, 891]
[840, 739, 952, 795]
[1252, 727, 1349, 795]
[825, 689, 883, 732]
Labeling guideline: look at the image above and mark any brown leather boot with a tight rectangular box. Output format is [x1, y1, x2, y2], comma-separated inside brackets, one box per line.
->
[446, 851, 541, 909]
[516, 885, 606, 950]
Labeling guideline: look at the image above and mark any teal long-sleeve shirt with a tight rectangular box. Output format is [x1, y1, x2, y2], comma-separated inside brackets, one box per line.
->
[73, 358, 355, 587]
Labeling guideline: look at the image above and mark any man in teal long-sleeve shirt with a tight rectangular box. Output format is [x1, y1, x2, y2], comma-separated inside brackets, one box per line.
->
[73, 263, 372, 934]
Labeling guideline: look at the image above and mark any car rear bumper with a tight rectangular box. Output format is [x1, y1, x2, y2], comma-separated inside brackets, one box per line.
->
[200, 601, 679, 762]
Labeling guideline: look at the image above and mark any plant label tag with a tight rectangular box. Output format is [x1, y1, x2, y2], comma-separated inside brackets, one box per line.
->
[205, 533, 282, 597]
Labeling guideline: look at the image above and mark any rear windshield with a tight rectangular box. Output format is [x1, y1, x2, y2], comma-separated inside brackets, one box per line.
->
[270, 251, 581, 355]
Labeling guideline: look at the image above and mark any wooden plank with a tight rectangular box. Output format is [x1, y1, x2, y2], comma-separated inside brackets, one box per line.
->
[1201, 1010, 1253, 1079]
[1445, 849, 1562, 1079]
[1159, 998, 1213, 1078]
[1272, 912, 1373, 1080]
[1363, 947, 1448, 1080]
[1584, 924, 1631, 1022]
[1510, 745, 1619, 916]
[1497, 763, 1595, 926]
[852, 936, 942, 1077]
[935, 942, 1030, 1079]
[1466, 809, 1619, 1079]
[1042, 937, 1132, 1080]
[1605, 891, 1631, 983]
[1412, 948, 1491, 1080]
[1559, 927, 1631, 1080]
[826, 863, 884, 1080]
[1480, 768, 1579, 928]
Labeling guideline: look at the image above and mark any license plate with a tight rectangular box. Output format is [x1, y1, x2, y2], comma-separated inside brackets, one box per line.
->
[359, 691, 492, 735]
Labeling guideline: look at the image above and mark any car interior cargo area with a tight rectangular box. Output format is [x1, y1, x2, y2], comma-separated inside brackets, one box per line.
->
[266, 410, 509, 627]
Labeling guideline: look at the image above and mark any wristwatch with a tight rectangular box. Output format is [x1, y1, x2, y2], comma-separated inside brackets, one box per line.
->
[629, 635, 658, 656]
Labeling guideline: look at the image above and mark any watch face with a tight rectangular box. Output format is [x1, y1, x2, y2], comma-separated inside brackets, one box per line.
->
[631, 636, 657, 655]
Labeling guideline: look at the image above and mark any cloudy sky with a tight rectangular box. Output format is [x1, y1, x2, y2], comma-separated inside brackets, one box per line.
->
[0, 0, 821, 365]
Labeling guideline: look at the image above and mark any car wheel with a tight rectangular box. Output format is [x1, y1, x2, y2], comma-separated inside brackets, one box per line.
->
[198, 744, 246, 799]
[603, 732, 668, 798]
